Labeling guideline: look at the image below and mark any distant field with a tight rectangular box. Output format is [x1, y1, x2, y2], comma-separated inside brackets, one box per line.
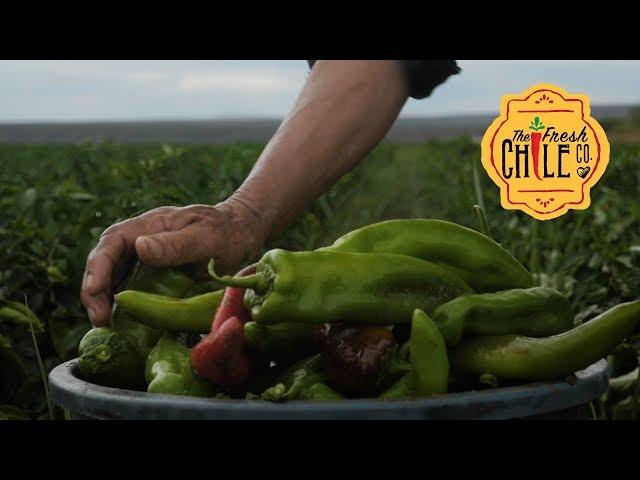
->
[0, 105, 637, 144]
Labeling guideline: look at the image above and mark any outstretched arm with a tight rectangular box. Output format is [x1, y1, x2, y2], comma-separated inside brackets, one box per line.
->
[81, 60, 410, 326]
[231, 60, 409, 240]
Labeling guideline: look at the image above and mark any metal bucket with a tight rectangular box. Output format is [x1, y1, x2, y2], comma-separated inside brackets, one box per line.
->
[49, 358, 607, 420]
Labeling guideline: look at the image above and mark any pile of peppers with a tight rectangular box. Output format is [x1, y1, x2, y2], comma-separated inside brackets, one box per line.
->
[77, 218, 640, 403]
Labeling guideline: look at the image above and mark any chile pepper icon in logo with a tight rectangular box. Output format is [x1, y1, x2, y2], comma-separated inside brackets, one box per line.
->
[480, 84, 610, 220]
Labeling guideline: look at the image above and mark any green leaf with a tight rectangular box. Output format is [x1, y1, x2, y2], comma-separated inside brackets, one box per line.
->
[46, 265, 70, 285]
[588, 252, 603, 269]
[0, 404, 30, 420]
[68, 192, 95, 201]
[529, 116, 545, 131]
[574, 304, 601, 325]
[0, 334, 11, 350]
[16, 187, 37, 210]
[0, 301, 45, 333]
[616, 255, 634, 269]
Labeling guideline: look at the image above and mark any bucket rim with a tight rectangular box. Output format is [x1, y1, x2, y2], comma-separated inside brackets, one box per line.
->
[49, 358, 608, 420]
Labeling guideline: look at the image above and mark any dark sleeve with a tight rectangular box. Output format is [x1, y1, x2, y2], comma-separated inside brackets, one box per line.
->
[307, 60, 460, 100]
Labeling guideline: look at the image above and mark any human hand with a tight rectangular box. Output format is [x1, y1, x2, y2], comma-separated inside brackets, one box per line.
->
[81, 199, 266, 327]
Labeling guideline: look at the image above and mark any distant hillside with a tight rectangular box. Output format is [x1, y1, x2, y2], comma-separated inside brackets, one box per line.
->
[0, 105, 635, 144]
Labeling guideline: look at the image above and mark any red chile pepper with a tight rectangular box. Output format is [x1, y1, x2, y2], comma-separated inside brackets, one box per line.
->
[211, 265, 255, 331]
[191, 264, 256, 386]
[529, 116, 545, 180]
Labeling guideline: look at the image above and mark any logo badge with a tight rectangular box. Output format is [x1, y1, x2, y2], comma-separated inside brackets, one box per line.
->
[480, 84, 610, 220]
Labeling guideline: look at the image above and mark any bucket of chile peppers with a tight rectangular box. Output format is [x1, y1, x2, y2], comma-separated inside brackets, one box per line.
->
[49, 218, 632, 419]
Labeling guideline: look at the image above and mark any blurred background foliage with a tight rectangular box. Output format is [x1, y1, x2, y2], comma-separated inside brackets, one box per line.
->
[1, 138, 639, 418]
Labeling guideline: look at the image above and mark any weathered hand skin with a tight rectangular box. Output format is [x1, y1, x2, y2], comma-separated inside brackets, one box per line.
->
[81, 198, 266, 327]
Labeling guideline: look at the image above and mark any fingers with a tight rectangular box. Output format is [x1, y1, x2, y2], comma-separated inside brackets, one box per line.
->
[83, 232, 127, 296]
[81, 212, 170, 325]
[82, 231, 130, 326]
[135, 223, 222, 267]
[80, 203, 261, 327]
[82, 292, 112, 327]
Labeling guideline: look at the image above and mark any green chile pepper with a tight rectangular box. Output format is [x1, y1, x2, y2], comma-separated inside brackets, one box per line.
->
[244, 321, 319, 362]
[123, 264, 196, 298]
[407, 309, 449, 396]
[303, 382, 343, 400]
[110, 314, 163, 362]
[259, 354, 341, 401]
[380, 309, 449, 399]
[379, 374, 410, 400]
[115, 290, 224, 332]
[110, 263, 196, 358]
[433, 287, 574, 346]
[318, 219, 532, 293]
[208, 249, 474, 325]
[449, 300, 640, 382]
[145, 332, 215, 397]
[77, 327, 146, 389]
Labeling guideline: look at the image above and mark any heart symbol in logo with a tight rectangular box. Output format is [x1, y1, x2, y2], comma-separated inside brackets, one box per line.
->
[577, 166, 590, 179]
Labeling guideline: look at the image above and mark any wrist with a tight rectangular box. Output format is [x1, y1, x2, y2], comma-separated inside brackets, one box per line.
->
[217, 193, 271, 250]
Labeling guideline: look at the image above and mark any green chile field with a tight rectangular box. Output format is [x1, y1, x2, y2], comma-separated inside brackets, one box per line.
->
[1, 138, 639, 419]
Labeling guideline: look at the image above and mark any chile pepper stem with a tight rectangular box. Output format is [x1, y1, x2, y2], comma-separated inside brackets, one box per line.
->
[207, 259, 270, 292]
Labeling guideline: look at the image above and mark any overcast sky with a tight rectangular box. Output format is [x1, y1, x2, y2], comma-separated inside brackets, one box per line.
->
[1, 60, 639, 123]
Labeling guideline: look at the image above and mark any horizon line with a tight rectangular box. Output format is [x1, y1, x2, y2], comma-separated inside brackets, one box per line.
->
[0, 102, 636, 126]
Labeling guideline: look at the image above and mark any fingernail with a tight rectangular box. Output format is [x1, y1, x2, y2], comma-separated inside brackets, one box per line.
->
[87, 308, 96, 323]
[84, 273, 95, 291]
[136, 236, 150, 255]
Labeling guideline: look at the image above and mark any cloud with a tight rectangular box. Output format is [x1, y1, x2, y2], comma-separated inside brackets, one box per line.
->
[177, 69, 302, 93]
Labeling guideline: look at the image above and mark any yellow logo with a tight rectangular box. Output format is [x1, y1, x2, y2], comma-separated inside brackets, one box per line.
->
[480, 84, 610, 220]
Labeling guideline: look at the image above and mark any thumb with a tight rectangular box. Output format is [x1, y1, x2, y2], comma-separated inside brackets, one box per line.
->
[135, 227, 207, 266]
